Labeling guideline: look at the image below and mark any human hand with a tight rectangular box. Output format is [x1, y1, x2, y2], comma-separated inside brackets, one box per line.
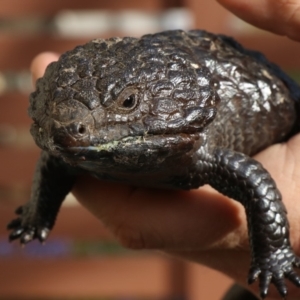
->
[217, 0, 300, 41]
[30, 21, 300, 300]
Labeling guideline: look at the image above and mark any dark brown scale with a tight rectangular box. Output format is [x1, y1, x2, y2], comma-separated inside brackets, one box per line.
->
[7, 30, 300, 299]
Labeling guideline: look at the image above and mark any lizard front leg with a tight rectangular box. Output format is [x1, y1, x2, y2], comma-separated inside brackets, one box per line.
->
[199, 148, 300, 299]
[7, 151, 76, 244]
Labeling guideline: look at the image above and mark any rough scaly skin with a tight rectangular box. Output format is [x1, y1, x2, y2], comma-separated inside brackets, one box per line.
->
[7, 30, 300, 298]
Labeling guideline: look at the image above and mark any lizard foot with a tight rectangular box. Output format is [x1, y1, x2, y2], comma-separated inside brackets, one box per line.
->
[7, 205, 50, 245]
[248, 248, 300, 299]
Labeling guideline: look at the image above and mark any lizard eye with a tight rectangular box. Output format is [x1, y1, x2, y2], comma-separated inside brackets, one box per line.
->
[116, 87, 139, 112]
[122, 94, 136, 108]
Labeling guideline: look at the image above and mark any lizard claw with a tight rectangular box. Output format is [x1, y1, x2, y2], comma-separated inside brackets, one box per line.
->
[248, 248, 300, 299]
[7, 205, 51, 245]
[8, 225, 50, 245]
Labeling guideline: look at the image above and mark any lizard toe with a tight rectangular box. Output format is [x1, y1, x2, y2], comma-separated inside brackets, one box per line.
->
[15, 206, 23, 215]
[9, 227, 24, 242]
[286, 270, 300, 287]
[258, 271, 272, 299]
[7, 218, 21, 230]
[37, 228, 50, 243]
[248, 266, 261, 284]
[20, 229, 35, 245]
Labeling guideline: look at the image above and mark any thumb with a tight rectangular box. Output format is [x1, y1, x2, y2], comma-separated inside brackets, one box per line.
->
[30, 52, 59, 84]
[73, 176, 244, 251]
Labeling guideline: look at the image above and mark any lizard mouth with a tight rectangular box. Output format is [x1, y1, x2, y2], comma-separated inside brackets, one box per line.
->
[59, 133, 196, 167]
[63, 135, 163, 158]
[68, 136, 145, 152]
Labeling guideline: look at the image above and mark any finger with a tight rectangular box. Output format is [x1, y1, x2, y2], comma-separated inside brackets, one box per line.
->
[30, 52, 59, 84]
[254, 134, 300, 249]
[217, 0, 300, 41]
[72, 176, 245, 251]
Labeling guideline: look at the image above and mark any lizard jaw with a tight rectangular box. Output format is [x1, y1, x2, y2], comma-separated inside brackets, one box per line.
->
[58, 133, 197, 169]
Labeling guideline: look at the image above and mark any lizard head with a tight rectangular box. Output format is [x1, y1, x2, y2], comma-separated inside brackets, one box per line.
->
[29, 30, 219, 168]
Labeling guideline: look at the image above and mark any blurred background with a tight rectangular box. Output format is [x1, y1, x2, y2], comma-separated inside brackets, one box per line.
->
[1, 0, 300, 299]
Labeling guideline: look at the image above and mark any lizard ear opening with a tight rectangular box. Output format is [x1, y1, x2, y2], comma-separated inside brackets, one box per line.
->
[164, 106, 217, 134]
[185, 106, 217, 129]
[144, 105, 217, 135]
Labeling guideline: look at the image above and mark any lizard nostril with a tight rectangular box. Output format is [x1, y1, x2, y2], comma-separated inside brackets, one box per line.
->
[78, 124, 86, 135]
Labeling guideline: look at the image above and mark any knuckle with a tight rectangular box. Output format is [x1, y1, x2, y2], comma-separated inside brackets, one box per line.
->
[282, 3, 300, 38]
[113, 224, 146, 250]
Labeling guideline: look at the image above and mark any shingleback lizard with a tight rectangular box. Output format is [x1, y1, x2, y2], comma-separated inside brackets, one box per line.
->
[7, 30, 300, 299]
